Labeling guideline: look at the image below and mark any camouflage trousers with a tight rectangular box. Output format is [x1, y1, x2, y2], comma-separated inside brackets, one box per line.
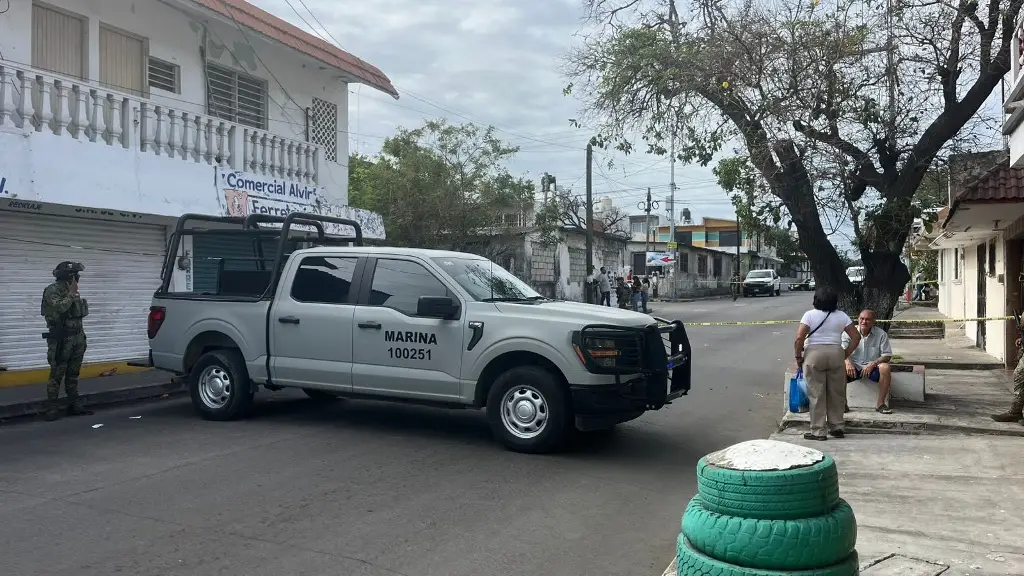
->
[46, 333, 87, 408]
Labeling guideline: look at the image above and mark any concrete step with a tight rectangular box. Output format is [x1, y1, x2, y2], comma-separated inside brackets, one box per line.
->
[889, 329, 944, 339]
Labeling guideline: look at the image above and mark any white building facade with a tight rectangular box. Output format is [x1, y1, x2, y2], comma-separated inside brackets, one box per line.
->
[0, 0, 391, 374]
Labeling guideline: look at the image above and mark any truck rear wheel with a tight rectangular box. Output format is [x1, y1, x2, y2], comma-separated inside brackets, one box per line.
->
[486, 366, 571, 454]
[189, 349, 253, 421]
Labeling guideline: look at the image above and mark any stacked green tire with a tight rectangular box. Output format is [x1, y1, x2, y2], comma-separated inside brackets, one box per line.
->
[677, 441, 860, 575]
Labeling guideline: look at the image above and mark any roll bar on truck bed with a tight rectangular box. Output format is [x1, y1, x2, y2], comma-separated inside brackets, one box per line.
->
[157, 212, 364, 295]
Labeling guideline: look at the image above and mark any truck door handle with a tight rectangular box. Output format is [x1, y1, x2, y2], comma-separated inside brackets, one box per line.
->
[358, 321, 381, 330]
[278, 316, 300, 324]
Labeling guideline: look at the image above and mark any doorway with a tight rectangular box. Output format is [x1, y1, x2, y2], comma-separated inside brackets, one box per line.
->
[977, 243, 987, 349]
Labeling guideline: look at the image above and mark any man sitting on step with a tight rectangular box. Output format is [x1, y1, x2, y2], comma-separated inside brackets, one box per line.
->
[841, 308, 894, 414]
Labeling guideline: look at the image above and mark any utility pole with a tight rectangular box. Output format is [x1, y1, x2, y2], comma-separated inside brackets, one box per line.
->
[541, 173, 555, 204]
[736, 217, 742, 280]
[885, 0, 896, 148]
[638, 187, 660, 278]
[585, 142, 594, 304]
[669, 132, 677, 298]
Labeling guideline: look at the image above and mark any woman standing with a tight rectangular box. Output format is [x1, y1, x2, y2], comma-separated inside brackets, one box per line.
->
[794, 286, 861, 441]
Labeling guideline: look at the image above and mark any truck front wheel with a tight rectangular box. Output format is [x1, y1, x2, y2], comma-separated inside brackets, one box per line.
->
[189, 349, 253, 421]
[486, 366, 571, 454]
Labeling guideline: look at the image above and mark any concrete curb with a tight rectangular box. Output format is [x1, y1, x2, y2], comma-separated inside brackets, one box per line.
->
[777, 412, 1024, 438]
[0, 379, 187, 420]
[905, 361, 1004, 370]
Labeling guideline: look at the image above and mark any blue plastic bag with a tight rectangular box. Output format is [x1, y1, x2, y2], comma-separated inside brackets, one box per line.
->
[788, 368, 809, 413]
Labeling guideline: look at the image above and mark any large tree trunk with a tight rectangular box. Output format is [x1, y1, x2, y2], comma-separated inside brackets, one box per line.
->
[770, 146, 909, 322]
[859, 251, 910, 330]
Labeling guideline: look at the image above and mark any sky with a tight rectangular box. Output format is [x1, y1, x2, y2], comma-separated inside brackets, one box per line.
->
[248, 0, 1008, 252]
[249, 0, 740, 227]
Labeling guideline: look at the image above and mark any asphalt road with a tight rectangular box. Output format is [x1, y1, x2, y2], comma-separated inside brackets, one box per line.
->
[0, 291, 811, 576]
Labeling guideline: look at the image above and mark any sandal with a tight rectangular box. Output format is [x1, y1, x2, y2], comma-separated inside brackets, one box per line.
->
[803, 432, 828, 441]
[876, 404, 892, 414]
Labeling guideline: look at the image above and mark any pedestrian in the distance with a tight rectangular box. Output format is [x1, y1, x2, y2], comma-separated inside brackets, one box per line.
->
[913, 271, 924, 301]
[597, 266, 612, 307]
[640, 278, 651, 313]
[616, 277, 630, 309]
[631, 277, 643, 311]
[794, 285, 860, 441]
[651, 273, 659, 299]
[40, 261, 93, 421]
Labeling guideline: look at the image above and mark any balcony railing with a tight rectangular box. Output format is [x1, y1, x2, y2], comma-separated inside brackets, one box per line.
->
[0, 63, 322, 184]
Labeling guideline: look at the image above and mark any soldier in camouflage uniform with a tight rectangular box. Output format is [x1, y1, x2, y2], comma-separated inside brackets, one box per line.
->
[992, 336, 1024, 424]
[40, 261, 94, 421]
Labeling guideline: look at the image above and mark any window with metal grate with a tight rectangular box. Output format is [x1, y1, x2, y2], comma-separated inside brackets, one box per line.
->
[148, 57, 179, 93]
[308, 97, 338, 162]
[205, 62, 267, 130]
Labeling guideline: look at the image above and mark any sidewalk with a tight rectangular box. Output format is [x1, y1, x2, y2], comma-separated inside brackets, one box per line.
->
[771, 339, 1024, 574]
[892, 336, 1006, 370]
[766, 430, 1024, 575]
[0, 369, 184, 420]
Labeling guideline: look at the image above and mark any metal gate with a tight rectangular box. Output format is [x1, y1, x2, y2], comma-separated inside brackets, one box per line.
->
[977, 243, 986, 349]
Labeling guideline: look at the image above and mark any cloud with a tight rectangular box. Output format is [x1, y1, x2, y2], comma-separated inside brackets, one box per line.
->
[250, 0, 739, 224]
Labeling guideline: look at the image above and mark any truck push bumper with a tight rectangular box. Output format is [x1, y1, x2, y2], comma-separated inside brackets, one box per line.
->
[570, 319, 692, 429]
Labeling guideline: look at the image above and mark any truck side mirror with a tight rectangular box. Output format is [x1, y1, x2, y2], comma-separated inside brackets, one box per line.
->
[417, 296, 460, 319]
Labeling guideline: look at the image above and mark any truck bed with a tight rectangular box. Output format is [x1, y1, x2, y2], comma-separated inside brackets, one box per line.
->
[149, 296, 272, 383]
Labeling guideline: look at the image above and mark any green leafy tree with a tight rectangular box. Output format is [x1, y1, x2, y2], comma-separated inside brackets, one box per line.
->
[348, 120, 535, 257]
[347, 153, 378, 210]
[565, 0, 1021, 317]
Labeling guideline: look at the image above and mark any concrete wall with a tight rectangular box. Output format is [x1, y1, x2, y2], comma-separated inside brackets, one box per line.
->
[937, 239, 1007, 362]
[2, 0, 350, 201]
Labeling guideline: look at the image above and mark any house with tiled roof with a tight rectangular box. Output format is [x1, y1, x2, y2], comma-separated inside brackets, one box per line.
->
[927, 150, 1024, 366]
[0, 0, 392, 380]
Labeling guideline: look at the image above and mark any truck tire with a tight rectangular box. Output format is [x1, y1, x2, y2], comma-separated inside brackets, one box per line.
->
[486, 365, 571, 454]
[189, 349, 253, 421]
[303, 388, 342, 402]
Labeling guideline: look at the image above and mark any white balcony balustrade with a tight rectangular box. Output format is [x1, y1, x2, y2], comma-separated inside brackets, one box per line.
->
[0, 63, 322, 184]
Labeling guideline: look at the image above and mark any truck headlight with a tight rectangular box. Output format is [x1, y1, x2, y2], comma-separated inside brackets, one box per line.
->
[574, 337, 621, 367]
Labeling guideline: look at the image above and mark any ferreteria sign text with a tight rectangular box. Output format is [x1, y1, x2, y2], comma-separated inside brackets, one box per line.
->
[214, 168, 388, 240]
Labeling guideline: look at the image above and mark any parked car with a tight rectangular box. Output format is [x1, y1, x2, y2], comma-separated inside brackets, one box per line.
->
[846, 266, 865, 286]
[742, 269, 782, 297]
[791, 278, 813, 291]
[146, 212, 693, 454]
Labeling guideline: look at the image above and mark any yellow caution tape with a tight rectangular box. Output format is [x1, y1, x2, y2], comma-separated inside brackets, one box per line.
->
[684, 315, 1014, 327]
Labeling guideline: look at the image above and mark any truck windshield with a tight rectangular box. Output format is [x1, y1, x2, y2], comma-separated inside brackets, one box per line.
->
[746, 271, 772, 279]
[432, 257, 544, 302]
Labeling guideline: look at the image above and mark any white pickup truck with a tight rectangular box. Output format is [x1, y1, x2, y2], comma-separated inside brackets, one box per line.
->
[146, 213, 692, 453]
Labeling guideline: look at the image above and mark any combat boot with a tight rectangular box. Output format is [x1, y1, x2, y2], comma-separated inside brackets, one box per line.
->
[66, 405, 94, 417]
[990, 395, 1024, 423]
[43, 400, 60, 421]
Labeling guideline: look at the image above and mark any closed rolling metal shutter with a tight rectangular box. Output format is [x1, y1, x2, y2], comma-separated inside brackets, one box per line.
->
[0, 212, 166, 371]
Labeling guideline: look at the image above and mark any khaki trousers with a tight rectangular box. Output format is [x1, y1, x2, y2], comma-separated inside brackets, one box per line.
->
[803, 344, 847, 436]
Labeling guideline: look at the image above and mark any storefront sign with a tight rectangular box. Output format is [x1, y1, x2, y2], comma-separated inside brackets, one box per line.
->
[217, 169, 385, 239]
[646, 252, 676, 266]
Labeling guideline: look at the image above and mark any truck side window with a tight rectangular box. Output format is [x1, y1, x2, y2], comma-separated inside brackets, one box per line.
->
[290, 256, 358, 304]
[368, 259, 448, 316]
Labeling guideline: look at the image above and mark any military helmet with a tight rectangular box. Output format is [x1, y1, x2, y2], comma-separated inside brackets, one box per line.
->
[52, 261, 85, 279]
